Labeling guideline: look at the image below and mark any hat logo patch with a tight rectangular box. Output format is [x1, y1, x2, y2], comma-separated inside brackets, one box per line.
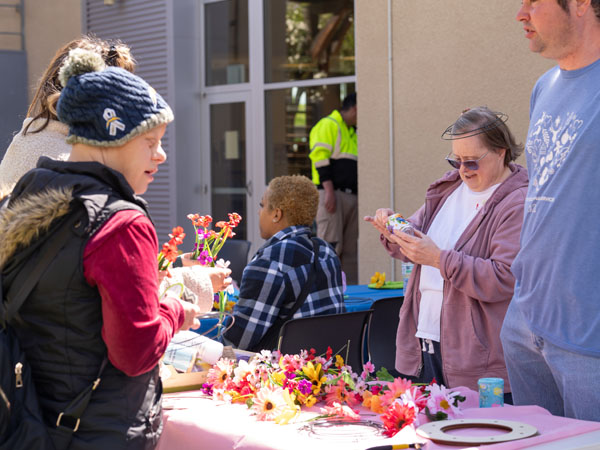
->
[148, 86, 157, 108]
[103, 108, 126, 136]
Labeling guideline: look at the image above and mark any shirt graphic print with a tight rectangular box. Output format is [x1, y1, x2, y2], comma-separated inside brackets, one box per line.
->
[527, 111, 582, 192]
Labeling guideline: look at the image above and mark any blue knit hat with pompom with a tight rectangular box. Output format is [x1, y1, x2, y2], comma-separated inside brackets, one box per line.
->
[56, 48, 173, 147]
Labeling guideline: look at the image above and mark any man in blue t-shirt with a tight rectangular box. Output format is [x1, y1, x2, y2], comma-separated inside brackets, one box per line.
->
[500, 0, 600, 421]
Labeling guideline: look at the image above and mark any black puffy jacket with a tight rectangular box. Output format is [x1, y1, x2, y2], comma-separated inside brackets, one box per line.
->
[1, 157, 163, 450]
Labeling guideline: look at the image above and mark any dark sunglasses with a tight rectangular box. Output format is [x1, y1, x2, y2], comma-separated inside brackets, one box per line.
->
[445, 150, 490, 171]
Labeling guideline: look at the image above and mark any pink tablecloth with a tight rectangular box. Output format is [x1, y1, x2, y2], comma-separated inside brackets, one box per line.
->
[156, 388, 600, 450]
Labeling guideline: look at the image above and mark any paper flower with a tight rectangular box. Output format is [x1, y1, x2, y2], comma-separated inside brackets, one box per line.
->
[319, 402, 360, 420]
[186, 211, 243, 338]
[253, 386, 286, 421]
[381, 401, 417, 437]
[200, 349, 465, 430]
[424, 383, 463, 420]
[157, 226, 186, 272]
[379, 377, 413, 407]
[370, 271, 386, 288]
[325, 379, 358, 407]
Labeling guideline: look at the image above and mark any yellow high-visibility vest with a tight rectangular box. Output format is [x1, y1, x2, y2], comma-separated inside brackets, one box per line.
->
[308, 110, 357, 185]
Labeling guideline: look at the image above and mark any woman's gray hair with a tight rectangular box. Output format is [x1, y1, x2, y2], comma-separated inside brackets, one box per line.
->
[451, 106, 523, 165]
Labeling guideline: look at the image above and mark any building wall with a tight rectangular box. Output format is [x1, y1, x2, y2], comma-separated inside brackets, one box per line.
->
[355, 0, 554, 283]
[24, 0, 81, 101]
[85, 0, 176, 241]
[0, 0, 80, 159]
[0, 50, 27, 152]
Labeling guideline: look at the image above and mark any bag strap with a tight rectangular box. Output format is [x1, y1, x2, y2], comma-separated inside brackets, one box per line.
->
[52, 357, 108, 449]
[255, 237, 320, 351]
[0, 211, 108, 448]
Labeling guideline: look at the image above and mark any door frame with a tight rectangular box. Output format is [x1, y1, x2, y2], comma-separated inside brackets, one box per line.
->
[200, 92, 262, 247]
[199, 0, 265, 253]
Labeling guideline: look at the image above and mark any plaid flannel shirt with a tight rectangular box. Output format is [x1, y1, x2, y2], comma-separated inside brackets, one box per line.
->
[224, 225, 345, 351]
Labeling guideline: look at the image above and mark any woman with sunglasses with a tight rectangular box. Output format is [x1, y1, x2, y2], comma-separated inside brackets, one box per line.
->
[365, 106, 528, 399]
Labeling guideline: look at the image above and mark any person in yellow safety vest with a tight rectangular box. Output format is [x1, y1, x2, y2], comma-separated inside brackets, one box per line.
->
[309, 92, 358, 284]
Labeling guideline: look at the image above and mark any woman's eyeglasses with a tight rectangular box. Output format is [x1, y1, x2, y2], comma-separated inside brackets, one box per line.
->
[445, 150, 490, 171]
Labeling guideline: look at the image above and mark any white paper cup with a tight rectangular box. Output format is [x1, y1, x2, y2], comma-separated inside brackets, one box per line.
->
[196, 336, 224, 365]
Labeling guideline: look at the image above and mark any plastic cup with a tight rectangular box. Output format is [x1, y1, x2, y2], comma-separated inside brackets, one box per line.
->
[478, 377, 504, 407]
[401, 262, 414, 291]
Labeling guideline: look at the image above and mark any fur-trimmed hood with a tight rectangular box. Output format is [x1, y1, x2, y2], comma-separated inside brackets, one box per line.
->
[0, 186, 72, 269]
[0, 184, 13, 204]
[0, 157, 149, 272]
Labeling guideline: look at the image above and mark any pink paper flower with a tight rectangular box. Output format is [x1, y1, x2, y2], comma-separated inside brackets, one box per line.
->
[320, 401, 360, 420]
[379, 377, 413, 407]
[325, 379, 358, 407]
[424, 384, 463, 419]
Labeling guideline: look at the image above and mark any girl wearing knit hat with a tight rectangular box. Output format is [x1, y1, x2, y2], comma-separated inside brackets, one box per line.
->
[0, 35, 135, 187]
[0, 49, 198, 449]
[0, 35, 231, 314]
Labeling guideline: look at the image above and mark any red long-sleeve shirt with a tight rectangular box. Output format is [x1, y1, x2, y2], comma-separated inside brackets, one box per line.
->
[83, 210, 184, 377]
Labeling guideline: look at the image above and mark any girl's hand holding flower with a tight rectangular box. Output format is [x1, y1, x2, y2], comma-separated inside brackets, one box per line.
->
[206, 267, 232, 292]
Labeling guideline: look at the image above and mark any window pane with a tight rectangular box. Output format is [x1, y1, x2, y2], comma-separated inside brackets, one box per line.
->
[210, 102, 247, 240]
[205, 0, 249, 86]
[265, 83, 355, 182]
[264, 0, 355, 83]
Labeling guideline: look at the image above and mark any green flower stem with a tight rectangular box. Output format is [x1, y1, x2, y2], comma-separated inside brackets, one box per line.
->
[216, 291, 228, 340]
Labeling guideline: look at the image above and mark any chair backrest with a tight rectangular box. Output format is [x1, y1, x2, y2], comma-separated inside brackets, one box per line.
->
[217, 239, 251, 285]
[277, 310, 372, 373]
[367, 296, 403, 377]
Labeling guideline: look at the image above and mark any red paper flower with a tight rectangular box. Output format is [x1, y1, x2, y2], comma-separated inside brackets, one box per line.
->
[381, 402, 416, 437]
[168, 226, 186, 245]
[157, 226, 187, 271]
[228, 212, 242, 227]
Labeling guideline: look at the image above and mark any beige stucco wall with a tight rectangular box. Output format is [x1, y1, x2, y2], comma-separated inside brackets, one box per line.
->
[0, 1, 22, 50]
[24, 0, 82, 101]
[356, 0, 554, 283]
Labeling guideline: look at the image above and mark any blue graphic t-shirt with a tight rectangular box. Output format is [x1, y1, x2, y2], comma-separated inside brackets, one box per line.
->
[512, 58, 600, 356]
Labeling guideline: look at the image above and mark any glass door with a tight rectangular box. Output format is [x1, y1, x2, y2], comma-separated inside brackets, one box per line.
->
[198, 0, 355, 252]
[203, 97, 251, 241]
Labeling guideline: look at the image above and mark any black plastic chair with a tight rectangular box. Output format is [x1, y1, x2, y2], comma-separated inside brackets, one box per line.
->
[367, 296, 404, 377]
[217, 239, 251, 285]
[277, 310, 373, 373]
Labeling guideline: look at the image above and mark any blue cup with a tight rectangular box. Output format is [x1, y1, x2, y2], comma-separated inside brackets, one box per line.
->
[478, 377, 504, 407]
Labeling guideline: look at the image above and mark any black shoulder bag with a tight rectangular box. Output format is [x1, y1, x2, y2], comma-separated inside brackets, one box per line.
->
[251, 238, 320, 352]
[0, 214, 107, 450]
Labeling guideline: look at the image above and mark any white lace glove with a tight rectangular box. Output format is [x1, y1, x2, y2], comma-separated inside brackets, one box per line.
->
[159, 266, 214, 313]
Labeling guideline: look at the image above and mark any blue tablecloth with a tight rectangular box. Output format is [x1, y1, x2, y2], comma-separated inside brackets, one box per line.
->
[344, 284, 404, 312]
[194, 285, 403, 325]
[345, 284, 404, 301]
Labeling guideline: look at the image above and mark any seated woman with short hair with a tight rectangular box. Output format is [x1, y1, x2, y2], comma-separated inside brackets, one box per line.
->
[224, 175, 345, 352]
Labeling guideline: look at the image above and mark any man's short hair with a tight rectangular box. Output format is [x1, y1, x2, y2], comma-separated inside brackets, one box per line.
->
[557, 0, 600, 20]
[341, 92, 357, 111]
